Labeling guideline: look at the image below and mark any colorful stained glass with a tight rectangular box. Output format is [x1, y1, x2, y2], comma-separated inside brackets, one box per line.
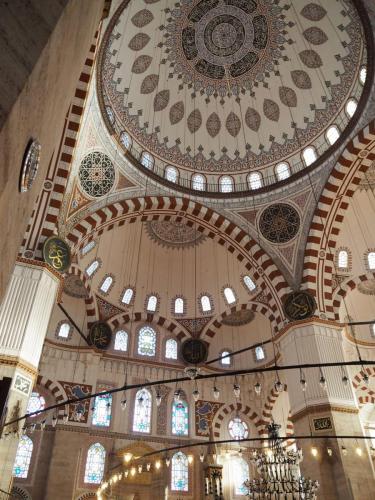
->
[165, 338, 178, 360]
[138, 326, 156, 356]
[228, 417, 249, 440]
[114, 330, 128, 351]
[13, 436, 33, 478]
[26, 392, 46, 416]
[84, 443, 106, 484]
[133, 389, 152, 433]
[171, 452, 188, 492]
[92, 393, 112, 427]
[233, 457, 249, 495]
[172, 400, 188, 436]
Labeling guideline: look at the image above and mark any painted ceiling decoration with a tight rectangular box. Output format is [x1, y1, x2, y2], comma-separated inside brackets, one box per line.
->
[63, 274, 89, 299]
[78, 152, 115, 198]
[221, 308, 255, 326]
[145, 220, 206, 248]
[98, 0, 367, 193]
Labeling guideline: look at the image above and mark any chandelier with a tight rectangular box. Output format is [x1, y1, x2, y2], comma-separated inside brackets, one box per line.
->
[244, 423, 319, 499]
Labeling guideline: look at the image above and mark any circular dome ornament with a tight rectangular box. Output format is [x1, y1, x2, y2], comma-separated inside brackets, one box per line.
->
[20, 139, 41, 193]
[78, 152, 115, 198]
[180, 338, 209, 365]
[283, 291, 317, 321]
[88, 321, 112, 350]
[259, 203, 300, 243]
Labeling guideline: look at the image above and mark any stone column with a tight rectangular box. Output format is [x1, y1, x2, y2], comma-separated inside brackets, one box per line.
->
[279, 321, 375, 500]
[0, 261, 59, 494]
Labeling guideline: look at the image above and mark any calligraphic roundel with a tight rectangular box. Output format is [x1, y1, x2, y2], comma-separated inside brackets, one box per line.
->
[43, 236, 71, 273]
[283, 290, 317, 321]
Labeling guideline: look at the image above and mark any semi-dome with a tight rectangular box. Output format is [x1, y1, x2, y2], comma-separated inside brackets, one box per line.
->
[98, 0, 369, 195]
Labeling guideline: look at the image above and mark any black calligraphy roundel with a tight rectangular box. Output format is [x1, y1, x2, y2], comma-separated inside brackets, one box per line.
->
[181, 338, 209, 365]
[43, 236, 71, 273]
[283, 291, 317, 321]
[88, 321, 112, 350]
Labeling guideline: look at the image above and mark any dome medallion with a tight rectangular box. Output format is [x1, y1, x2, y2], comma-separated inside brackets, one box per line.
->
[98, 0, 369, 195]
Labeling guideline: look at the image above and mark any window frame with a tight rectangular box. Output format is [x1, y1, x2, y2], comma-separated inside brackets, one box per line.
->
[113, 329, 128, 352]
[219, 175, 234, 193]
[137, 325, 157, 357]
[165, 165, 178, 183]
[145, 293, 159, 313]
[140, 151, 154, 170]
[12, 435, 33, 479]
[55, 320, 73, 341]
[275, 162, 291, 181]
[345, 98, 358, 119]
[98, 273, 115, 296]
[242, 275, 256, 293]
[247, 171, 263, 190]
[365, 250, 375, 271]
[253, 345, 266, 363]
[91, 392, 112, 428]
[325, 125, 340, 146]
[191, 173, 206, 191]
[85, 258, 101, 278]
[220, 349, 232, 367]
[165, 337, 178, 360]
[223, 286, 237, 305]
[120, 131, 132, 150]
[198, 293, 213, 314]
[120, 286, 135, 306]
[302, 146, 317, 167]
[171, 399, 189, 436]
[132, 388, 152, 434]
[171, 451, 189, 493]
[84, 442, 106, 484]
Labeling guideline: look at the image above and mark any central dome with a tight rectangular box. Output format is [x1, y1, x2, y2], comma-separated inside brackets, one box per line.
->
[98, 0, 368, 194]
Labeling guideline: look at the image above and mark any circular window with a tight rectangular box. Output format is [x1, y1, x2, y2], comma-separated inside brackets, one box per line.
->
[228, 417, 249, 440]
[78, 152, 115, 198]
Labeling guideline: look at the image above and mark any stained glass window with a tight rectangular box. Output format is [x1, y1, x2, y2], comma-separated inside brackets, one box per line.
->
[338, 250, 348, 269]
[221, 351, 231, 366]
[248, 172, 262, 190]
[133, 388, 152, 433]
[172, 400, 189, 436]
[233, 457, 250, 495]
[220, 176, 233, 193]
[146, 295, 157, 312]
[166, 166, 178, 183]
[192, 173, 205, 191]
[200, 295, 212, 312]
[174, 297, 184, 314]
[57, 321, 71, 339]
[138, 326, 156, 356]
[99, 276, 113, 293]
[121, 287, 134, 305]
[86, 259, 100, 277]
[224, 287, 236, 304]
[114, 330, 128, 351]
[92, 393, 112, 427]
[13, 436, 33, 478]
[368, 252, 375, 270]
[243, 275, 256, 292]
[84, 443, 106, 484]
[255, 346, 265, 361]
[228, 417, 249, 440]
[166, 338, 178, 360]
[171, 452, 189, 492]
[26, 392, 46, 416]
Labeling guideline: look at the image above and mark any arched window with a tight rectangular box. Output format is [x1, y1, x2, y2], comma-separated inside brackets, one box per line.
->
[99, 275, 113, 294]
[174, 297, 184, 314]
[138, 326, 156, 356]
[81, 240, 96, 256]
[84, 443, 106, 484]
[57, 321, 71, 339]
[371, 324, 375, 338]
[114, 330, 128, 351]
[221, 350, 231, 366]
[120, 131, 132, 150]
[248, 172, 262, 190]
[192, 173, 205, 191]
[165, 338, 178, 360]
[166, 166, 178, 183]
[243, 275, 256, 292]
[345, 98, 357, 118]
[220, 176, 234, 193]
[228, 417, 249, 440]
[368, 252, 375, 270]
[85, 259, 100, 277]
[275, 162, 290, 181]
[133, 388, 152, 433]
[200, 295, 212, 312]
[172, 400, 189, 436]
[223, 287, 236, 305]
[302, 146, 317, 166]
[146, 294, 158, 312]
[26, 392, 46, 416]
[338, 250, 349, 269]
[359, 66, 367, 85]
[326, 125, 340, 145]
[121, 287, 134, 305]
[233, 457, 250, 495]
[141, 151, 154, 169]
[13, 436, 33, 478]
[171, 452, 189, 492]
[255, 346, 265, 361]
[92, 393, 112, 427]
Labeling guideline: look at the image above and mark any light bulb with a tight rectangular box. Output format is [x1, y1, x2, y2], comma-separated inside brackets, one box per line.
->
[52, 415, 58, 427]
[63, 413, 69, 424]
[165, 457, 170, 467]
[124, 470, 129, 478]
[233, 384, 241, 398]
[342, 375, 349, 386]
[319, 375, 327, 390]
[213, 386, 220, 400]
[199, 453, 205, 462]
[356, 447, 362, 457]
[156, 393, 162, 407]
[124, 452, 132, 463]
[275, 380, 283, 393]
[155, 460, 161, 470]
[311, 446, 318, 457]
[174, 390, 181, 402]
[193, 389, 200, 402]
[138, 465, 143, 473]
[300, 378, 307, 391]
[121, 399, 127, 410]
[188, 455, 194, 464]
[130, 467, 136, 476]
[40, 419, 46, 430]
[147, 463, 151, 471]
[327, 447, 333, 457]
[254, 382, 262, 395]
[341, 446, 347, 456]
[363, 373, 369, 386]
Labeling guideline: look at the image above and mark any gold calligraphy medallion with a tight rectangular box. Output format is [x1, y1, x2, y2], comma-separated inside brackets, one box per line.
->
[43, 236, 71, 273]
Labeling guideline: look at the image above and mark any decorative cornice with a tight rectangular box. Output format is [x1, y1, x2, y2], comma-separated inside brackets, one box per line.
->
[291, 403, 359, 423]
[0, 355, 38, 378]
